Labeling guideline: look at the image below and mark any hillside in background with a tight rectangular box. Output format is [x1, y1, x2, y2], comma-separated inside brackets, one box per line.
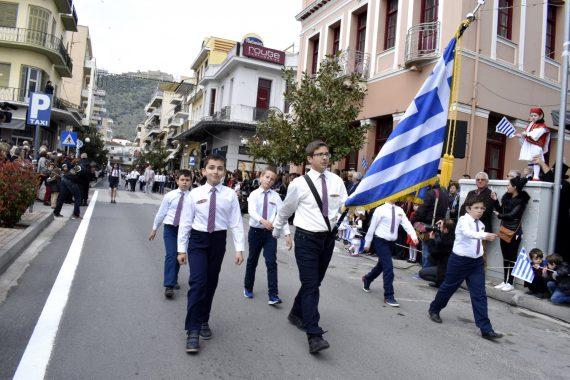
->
[99, 70, 174, 140]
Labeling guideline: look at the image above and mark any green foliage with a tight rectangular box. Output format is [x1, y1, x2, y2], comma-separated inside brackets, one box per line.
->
[79, 126, 108, 167]
[135, 144, 169, 171]
[0, 161, 37, 227]
[247, 57, 369, 166]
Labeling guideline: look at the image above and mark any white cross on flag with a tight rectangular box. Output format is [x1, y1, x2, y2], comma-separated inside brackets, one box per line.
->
[511, 247, 535, 283]
[495, 116, 516, 138]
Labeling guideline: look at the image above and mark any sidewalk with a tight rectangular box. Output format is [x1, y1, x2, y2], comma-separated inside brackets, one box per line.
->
[0, 202, 54, 275]
[352, 245, 570, 324]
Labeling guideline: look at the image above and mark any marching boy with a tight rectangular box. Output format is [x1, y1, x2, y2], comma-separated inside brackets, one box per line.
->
[244, 166, 292, 304]
[148, 169, 192, 298]
[177, 155, 245, 354]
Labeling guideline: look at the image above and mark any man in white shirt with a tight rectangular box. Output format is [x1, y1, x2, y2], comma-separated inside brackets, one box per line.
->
[362, 202, 418, 307]
[176, 155, 244, 354]
[273, 140, 348, 354]
[244, 166, 292, 305]
[149, 169, 192, 298]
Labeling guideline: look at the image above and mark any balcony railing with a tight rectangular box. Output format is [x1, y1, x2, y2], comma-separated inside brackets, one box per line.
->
[196, 104, 273, 125]
[0, 86, 80, 112]
[404, 21, 440, 67]
[0, 27, 73, 75]
[253, 107, 268, 121]
[336, 49, 370, 79]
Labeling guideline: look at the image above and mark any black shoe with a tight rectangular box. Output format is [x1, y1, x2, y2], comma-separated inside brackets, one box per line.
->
[174, 284, 180, 290]
[164, 287, 174, 298]
[199, 323, 212, 340]
[482, 330, 503, 341]
[53, 213, 63, 218]
[428, 282, 440, 288]
[308, 335, 330, 354]
[288, 312, 305, 331]
[362, 276, 370, 292]
[428, 311, 442, 323]
[186, 331, 200, 353]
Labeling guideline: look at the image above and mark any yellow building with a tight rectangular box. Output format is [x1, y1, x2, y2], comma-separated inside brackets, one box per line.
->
[0, 0, 82, 149]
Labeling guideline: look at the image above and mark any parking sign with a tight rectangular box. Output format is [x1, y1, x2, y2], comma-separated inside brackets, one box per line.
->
[27, 93, 52, 127]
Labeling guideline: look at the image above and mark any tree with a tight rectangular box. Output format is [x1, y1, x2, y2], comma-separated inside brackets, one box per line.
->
[247, 56, 369, 166]
[135, 144, 169, 171]
[79, 126, 108, 167]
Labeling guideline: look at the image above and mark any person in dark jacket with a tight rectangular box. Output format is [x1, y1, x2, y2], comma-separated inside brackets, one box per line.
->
[426, 219, 455, 287]
[53, 163, 83, 219]
[77, 153, 91, 206]
[492, 176, 530, 292]
[460, 172, 496, 232]
[548, 262, 570, 304]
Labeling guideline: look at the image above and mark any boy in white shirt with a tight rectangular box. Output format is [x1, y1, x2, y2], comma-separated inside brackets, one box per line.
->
[428, 196, 503, 341]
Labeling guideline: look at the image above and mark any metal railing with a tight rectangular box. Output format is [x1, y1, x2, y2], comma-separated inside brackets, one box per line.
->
[0, 27, 73, 72]
[0, 86, 80, 112]
[336, 49, 370, 79]
[404, 21, 440, 67]
[253, 107, 268, 121]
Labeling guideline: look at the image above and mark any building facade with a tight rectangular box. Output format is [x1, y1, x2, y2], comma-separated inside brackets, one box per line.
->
[297, 0, 570, 179]
[0, 0, 82, 150]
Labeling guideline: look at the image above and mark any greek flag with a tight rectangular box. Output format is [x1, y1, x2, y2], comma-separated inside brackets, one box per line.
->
[361, 157, 368, 170]
[512, 248, 535, 283]
[495, 116, 516, 138]
[346, 38, 457, 208]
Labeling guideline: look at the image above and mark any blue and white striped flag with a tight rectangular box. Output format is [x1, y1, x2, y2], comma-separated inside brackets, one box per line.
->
[511, 247, 535, 283]
[346, 38, 457, 208]
[361, 157, 368, 170]
[495, 116, 516, 138]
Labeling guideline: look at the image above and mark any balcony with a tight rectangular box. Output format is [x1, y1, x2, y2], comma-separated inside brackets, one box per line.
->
[335, 49, 370, 79]
[60, 4, 78, 32]
[404, 21, 441, 68]
[0, 27, 73, 77]
[199, 104, 269, 124]
[54, 0, 73, 14]
[84, 58, 95, 74]
[144, 90, 163, 112]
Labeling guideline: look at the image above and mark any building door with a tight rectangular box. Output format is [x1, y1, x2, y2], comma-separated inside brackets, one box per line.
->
[27, 6, 51, 46]
[255, 78, 271, 121]
[419, 0, 438, 53]
[345, 150, 359, 171]
[374, 115, 393, 155]
[485, 115, 506, 179]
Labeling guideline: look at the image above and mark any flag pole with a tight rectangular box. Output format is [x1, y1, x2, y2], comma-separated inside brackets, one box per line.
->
[548, 0, 570, 252]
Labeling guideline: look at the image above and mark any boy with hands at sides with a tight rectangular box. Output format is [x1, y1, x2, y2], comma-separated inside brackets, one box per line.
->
[177, 155, 245, 354]
[244, 166, 292, 304]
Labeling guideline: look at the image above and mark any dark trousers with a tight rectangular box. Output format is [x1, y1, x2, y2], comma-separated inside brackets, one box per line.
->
[185, 230, 227, 332]
[290, 229, 335, 335]
[80, 179, 89, 204]
[54, 178, 81, 217]
[129, 179, 136, 192]
[499, 234, 521, 285]
[139, 182, 145, 191]
[364, 237, 395, 298]
[429, 254, 493, 334]
[244, 227, 278, 297]
[435, 255, 450, 285]
[163, 225, 180, 287]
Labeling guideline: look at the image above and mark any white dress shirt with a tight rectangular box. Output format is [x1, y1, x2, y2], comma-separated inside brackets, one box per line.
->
[248, 187, 290, 235]
[177, 182, 245, 253]
[364, 203, 417, 247]
[274, 169, 348, 233]
[453, 214, 489, 258]
[152, 188, 188, 230]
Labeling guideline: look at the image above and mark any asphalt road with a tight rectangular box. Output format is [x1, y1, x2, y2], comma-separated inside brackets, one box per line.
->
[1, 184, 569, 379]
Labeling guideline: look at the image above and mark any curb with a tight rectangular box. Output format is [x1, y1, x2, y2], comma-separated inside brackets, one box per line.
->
[0, 212, 54, 275]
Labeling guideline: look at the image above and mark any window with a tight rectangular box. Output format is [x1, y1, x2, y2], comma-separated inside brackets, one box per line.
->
[310, 36, 320, 74]
[0, 2, 18, 27]
[331, 25, 341, 55]
[28, 6, 51, 46]
[255, 78, 272, 121]
[0, 63, 10, 87]
[374, 116, 393, 154]
[356, 11, 367, 52]
[209, 88, 216, 116]
[384, 0, 398, 50]
[484, 115, 506, 179]
[546, 4, 557, 59]
[419, 0, 438, 52]
[19, 66, 44, 100]
[345, 150, 359, 171]
[497, 0, 513, 40]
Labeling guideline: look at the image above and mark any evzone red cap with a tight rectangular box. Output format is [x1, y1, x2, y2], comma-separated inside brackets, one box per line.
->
[530, 107, 544, 116]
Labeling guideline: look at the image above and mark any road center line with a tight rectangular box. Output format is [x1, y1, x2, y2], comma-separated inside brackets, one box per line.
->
[13, 191, 99, 380]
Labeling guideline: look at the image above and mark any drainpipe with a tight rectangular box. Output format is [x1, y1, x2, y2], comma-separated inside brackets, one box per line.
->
[465, 7, 482, 175]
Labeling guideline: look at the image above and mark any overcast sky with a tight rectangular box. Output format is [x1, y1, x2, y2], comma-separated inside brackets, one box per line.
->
[74, 0, 302, 79]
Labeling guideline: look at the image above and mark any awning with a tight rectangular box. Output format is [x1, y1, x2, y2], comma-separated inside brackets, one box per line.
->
[549, 110, 570, 130]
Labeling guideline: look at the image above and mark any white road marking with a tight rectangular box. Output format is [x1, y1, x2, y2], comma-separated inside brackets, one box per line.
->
[13, 191, 99, 380]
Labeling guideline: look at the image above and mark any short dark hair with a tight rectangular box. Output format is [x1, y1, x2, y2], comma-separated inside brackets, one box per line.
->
[262, 165, 277, 175]
[305, 140, 328, 156]
[178, 169, 192, 178]
[203, 154, 226, 167]
[529, 248, 544, 259]
[546, 253, 563, 266]
[442, 219, 455, 232]
[463, 195, 485, 208]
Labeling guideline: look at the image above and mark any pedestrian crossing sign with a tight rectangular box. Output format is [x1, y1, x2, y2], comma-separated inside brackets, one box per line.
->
[61, 131, 77, 147]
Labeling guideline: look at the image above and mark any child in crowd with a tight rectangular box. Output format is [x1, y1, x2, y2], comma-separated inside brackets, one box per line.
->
[545, 254, 563, 283]
[547, 260, 570, 305]
[46, 164, 61, 209]
[426, 219, 455, 288]
[524, 248, 548, 297]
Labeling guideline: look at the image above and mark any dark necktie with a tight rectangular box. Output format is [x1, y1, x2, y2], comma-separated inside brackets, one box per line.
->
[475, 220, 480, 255]
[207, 187, 216, 233]
[390, 205, 396, 234]
[320, 173, 328, 217]
[262, 191, 269, 220]
[172, 192, 184, 226]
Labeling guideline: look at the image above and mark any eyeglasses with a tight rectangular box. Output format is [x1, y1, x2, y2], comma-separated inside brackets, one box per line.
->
[312, 152, 331, 159]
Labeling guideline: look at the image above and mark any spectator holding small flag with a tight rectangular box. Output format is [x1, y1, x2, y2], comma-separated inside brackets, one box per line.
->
[516, 107, 551, 180]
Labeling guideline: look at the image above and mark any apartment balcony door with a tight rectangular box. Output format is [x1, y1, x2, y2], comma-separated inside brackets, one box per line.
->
[255, 78, 271, 121]
[19, 66, 43, 101]
[27, 6, 51, 46]
[484, 115, 506, 179]
[419, 0, 438, 53]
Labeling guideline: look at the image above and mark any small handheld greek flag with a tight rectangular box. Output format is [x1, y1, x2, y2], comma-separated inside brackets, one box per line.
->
[511, 248, 535, 283]
[361, 157, 368, 170]
[495, 117, 516, 138]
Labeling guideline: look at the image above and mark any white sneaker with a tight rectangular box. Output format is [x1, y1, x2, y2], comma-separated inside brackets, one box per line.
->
[494, 282, 507, 289]
[501, 283, 514, 291]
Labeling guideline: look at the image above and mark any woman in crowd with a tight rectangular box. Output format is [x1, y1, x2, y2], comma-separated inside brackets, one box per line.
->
[492, 176, 530, 292]
[447, 182, 459, 221]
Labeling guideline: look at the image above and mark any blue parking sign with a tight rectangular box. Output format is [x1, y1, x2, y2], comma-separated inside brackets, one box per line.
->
[27, 92, 52, 127]
[189, 156, 196, 166]
[61, 131, 77, 147]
